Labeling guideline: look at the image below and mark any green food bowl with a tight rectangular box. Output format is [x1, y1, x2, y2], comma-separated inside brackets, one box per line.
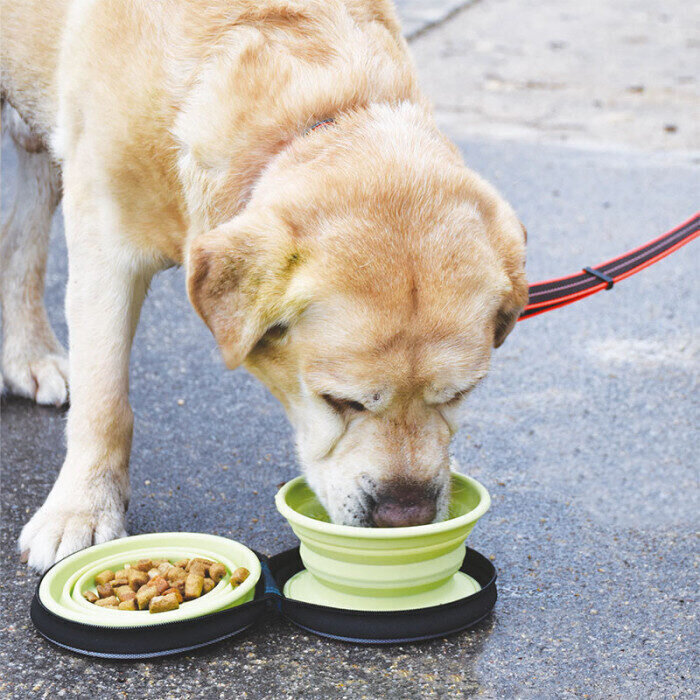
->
[275, 472, 490, 611]
[38, 532, 261, 627]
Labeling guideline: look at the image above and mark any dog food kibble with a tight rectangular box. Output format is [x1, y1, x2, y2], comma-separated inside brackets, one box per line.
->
[84, 557, 244, 614]
[163, 587, 183, 603]
[166, 566, 187, 584]
[188, 561, 208, 578]
[149, 592, 180, 614]
[96, 583, 113, 598]
[187, 557, 214, 572]
[95, 596, 120, 608]
[185, 573, 204, 600]
[136, 584, 159, 610]
[157, 562, 173, 576]
[113, 570, 129, 586]
[149, 576, 169, 595]
[230, 567, 250, 586]
[114, 585, 136, 602]
[94, 570, 115, 586]
[209, 562, 226, 583]
[127, 569, 149, 590]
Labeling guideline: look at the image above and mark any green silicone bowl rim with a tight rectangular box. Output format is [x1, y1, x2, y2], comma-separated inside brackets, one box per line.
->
[275, 472, 490, 538]
[38, 532, 261, 627]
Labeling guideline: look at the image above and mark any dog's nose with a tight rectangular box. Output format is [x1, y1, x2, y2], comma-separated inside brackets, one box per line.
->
[372, 499, 436, 527]
[372, 493, 437, 528]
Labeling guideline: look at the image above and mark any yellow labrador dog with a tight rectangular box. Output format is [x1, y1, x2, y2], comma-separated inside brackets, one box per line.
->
[1, 0, 527, 571]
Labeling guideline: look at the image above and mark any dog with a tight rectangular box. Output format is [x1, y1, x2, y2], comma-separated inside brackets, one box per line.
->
[1, 0, 527, 572]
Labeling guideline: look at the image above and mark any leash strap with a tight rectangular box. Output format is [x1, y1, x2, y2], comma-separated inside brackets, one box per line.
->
[520, 212, 699, 320]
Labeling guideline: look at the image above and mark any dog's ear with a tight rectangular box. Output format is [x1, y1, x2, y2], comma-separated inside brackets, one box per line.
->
[493, 291, 525, 348]
[187, 212, 306, 369]
[493, 221, 528, 348]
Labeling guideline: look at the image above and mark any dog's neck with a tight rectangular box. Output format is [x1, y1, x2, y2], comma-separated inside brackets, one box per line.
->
[177, 113, 340, 242]
[178, 109, 353, 251]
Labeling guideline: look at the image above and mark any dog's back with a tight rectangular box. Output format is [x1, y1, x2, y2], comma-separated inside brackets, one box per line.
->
[1, 0, 408, 146]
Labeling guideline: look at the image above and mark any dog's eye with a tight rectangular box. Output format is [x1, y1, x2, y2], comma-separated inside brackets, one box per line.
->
[252, 323, 288, 353]
[265, 323, 288, 341]
[321, 394, 367, 413]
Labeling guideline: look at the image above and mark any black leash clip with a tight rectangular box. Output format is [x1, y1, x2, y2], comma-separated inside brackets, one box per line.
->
[583, 267, 614, 290]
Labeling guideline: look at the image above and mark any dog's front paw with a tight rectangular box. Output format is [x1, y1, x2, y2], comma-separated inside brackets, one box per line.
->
[19, 482, 128, 572]
[3, 349, 69, 406]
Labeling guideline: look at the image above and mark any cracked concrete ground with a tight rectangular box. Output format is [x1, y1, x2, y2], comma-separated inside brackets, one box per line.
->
[2, 1, 699, 698]
[411, 0, 700, 153]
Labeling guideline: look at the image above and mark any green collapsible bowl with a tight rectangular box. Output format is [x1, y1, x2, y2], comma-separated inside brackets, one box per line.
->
[37, 532, 261, 628]
[275, 472, 490, 611]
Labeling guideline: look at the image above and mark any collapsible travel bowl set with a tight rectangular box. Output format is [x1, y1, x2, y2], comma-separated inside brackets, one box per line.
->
[31, 473, 497, 658]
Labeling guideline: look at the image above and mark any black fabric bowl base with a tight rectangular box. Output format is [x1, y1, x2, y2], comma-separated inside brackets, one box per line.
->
[30, 566, 271, 660]
[269, 547, 497, 645]
[32, 622, 259, 660]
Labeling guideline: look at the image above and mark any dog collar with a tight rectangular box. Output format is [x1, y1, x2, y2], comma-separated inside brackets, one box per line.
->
[304, 118, 335, 135]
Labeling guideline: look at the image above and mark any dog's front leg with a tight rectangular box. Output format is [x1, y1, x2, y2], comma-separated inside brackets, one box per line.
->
[18, 174, 155, 572]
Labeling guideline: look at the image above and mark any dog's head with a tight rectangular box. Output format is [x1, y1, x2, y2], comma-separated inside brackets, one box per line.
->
[187, 105, 527, 526]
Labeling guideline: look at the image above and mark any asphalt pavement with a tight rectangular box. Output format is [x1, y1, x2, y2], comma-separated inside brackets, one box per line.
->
[1, 3, 698, 698]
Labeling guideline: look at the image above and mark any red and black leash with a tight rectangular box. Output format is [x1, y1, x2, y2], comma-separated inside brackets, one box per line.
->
[519, 212, 699, 320]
